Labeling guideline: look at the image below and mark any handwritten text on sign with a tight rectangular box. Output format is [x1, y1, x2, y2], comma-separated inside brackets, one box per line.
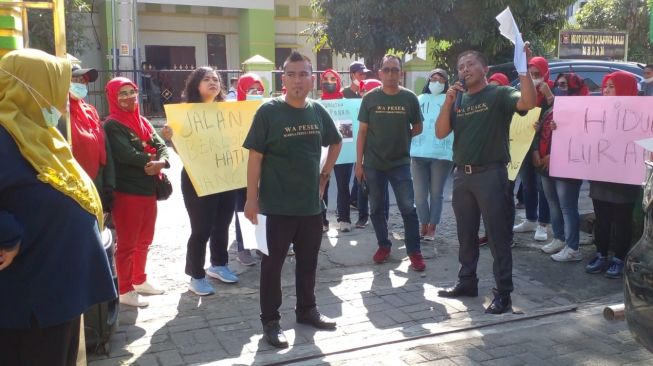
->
[507, 108, 541, 181]
[164, 101, 262, 196]
[550, 96, 653, 185]
[319, 98, 362, 165]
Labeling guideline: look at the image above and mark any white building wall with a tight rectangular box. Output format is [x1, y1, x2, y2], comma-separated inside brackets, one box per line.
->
[137, 6, 241, 69]
[79, 1, 357, 72]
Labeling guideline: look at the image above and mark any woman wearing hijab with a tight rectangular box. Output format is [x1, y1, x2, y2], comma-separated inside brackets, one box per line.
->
[513, 56, 552, 243]
[412, 68, 454, 241]
[237, 73, 265, 101]
[104, 76, 170, 307]
[534, 73, 589, 262]
[488, 73, 510, 87]
[585, 71, 642, 278]
[359, 79, 382, 95]
[232, 73, 265, 263]
[69, 65, 115, 209]
[0, 48, 116, 366]
[320, 69, 352, 233]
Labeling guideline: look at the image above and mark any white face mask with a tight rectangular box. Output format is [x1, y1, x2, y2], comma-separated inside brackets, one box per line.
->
[246, 94, 263, 101]
[0, 67, 63, 127]
[428, 81, 445, 95]
[645, 76, 653, 84]
[533, 78, 544, 87]
[353, 79, 360, 87]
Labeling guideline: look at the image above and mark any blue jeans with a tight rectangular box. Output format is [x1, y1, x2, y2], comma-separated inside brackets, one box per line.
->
[353, 175, 389, 222]
[540, 176, 582, 250]
[334, 163, 353, 223]
[411, 157, 454, 225]
[364, 164, 420, 255]
[519, 157, 550, 224]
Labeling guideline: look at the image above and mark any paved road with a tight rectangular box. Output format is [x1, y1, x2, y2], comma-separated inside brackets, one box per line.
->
[88, 152, 646, 366]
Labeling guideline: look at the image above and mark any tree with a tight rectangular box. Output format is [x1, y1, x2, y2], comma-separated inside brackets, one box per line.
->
[431, 0, 577, 69]
[575, 0, 652, 63]
[308, 0, 455, 70]
[26, 0, 94, 57]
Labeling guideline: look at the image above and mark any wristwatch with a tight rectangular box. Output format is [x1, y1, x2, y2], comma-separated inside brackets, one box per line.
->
[320, 172, 331, 179]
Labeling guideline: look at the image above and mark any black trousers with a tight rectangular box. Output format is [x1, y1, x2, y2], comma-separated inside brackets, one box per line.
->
[181, 169, 236, 278]
[260, 214, 322, 324]
[592, 199, 635, 260]
[452, 165, 514, 294]
[0, 315, 81, 366]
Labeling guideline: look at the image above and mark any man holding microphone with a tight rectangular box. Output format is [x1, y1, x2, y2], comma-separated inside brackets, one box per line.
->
[435, 49, 536, 314]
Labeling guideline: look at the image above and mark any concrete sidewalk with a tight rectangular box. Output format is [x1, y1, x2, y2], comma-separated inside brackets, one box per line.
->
[88, 153, 638, 366]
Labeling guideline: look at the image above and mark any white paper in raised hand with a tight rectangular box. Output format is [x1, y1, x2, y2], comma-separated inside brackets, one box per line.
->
[236, 213, 268, 256]
[496, 6, 527, 74]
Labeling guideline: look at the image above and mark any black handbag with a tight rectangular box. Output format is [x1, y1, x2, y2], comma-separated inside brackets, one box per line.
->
[155, 172, 173, 201]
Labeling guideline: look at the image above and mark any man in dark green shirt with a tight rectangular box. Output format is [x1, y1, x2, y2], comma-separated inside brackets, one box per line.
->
[355, 54, 425, 271]
[435, 50, 536, 314]
[243, 51, 342, 349]
[342, 61, 368, 99]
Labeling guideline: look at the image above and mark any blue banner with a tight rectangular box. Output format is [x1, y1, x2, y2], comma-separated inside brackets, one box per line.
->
[319, 98, 362, 165]
[410, 93, 453, 161]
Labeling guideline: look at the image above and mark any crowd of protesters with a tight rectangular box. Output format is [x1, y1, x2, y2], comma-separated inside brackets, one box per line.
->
[1, 45, 650, 358]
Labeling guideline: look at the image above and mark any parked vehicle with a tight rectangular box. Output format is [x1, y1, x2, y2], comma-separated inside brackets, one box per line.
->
[625, 160, 653, 353]
[489, 59, 646, 94]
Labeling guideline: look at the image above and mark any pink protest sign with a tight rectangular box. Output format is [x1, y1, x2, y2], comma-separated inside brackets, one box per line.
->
[549, 96, 653, 185]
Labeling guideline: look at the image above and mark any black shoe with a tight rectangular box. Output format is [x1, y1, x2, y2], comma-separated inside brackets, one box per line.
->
[485, 289, 512, 314]
[296, 308, 337, 330]
[355, 217, 368, 228]
[438, 282, 478, 298]
[262, 320, 289, 348]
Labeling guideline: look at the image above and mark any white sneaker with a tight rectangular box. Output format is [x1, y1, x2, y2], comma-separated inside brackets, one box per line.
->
[339, 221, 352, 232]
[551, 246, 582, 262]
[513, 220, 538, 233]
[133, 281, 165, 295]
[534, 225, 548, 241]
[119, 290, 149, 307]
[541, 239, 566, 254]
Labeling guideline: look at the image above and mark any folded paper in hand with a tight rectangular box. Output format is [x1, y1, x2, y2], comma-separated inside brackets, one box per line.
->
[236, 213, 268, 256]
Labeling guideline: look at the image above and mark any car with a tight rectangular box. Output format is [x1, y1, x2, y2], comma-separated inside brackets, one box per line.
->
[489, 59, 646, 94]
[624, 160, 653, 353]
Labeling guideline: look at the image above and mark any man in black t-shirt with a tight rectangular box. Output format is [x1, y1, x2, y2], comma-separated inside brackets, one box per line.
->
[243, 51, 342, 349]
[435, 50, 536, 314]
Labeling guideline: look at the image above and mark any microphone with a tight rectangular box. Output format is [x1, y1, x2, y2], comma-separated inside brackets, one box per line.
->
[454, 79, 466, 112]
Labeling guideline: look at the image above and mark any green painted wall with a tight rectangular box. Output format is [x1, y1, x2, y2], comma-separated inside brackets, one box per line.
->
[238, 9, 274, 64]
[0, 0, 22, 56]
[100, 0, 113, 69]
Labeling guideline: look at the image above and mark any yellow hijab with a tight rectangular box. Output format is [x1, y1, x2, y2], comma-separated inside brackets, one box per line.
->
[0, 49, 103, 228]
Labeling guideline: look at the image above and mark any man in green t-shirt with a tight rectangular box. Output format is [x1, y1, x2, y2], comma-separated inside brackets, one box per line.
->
[243, 51, 342, 349]
[355, 54, 425, 271]
[435, 50, 536, 314]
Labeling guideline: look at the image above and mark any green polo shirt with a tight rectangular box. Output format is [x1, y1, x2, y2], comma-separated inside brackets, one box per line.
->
[243, 97, 342, 216]
[358, 87, 423, 170]
[451, 85, 521, 166]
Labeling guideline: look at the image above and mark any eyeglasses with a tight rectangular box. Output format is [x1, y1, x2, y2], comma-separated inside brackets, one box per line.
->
[381, 67, 400, 74]
[118, 89, 138, 98]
